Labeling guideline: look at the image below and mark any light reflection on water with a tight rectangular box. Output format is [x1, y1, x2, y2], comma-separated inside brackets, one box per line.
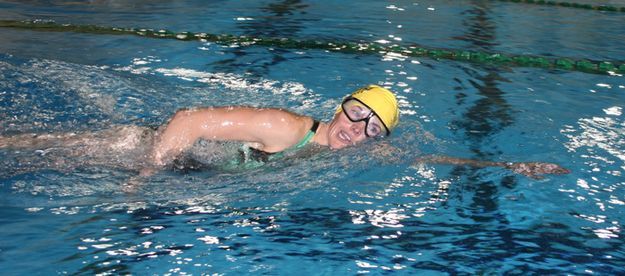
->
[0, 56, 436, 274]
[2, 50, 625, 273]
[561, 109, 625, 240]
[2, 1, 625, 273]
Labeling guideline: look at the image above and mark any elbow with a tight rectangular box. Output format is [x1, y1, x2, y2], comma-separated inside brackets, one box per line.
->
[167, 108, 194, 125]
[173, 108, 192, 118]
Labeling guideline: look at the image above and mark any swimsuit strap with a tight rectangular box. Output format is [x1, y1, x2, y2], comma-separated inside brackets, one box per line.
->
[292, 119, 319, 149]
[310, 120, 320, 133]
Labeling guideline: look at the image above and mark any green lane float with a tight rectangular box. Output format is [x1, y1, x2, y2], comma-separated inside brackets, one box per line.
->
[0, 20, 623, 75]
[496, 0, 625, 12]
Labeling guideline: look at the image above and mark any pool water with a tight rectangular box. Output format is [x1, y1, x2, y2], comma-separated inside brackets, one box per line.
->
[1, 0, 624, 274]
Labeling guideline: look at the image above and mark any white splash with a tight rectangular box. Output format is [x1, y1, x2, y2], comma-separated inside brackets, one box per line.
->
[152, 67, 309, 97]
[576, 179, 590, 189]
[198, 235, 220, 244]
[603, 106, 622, 116]
[92, 244, 114, 249]
[596, 83, 612, 89]
[382, 52, 407, 62]
[356, 260, 378, 268]
[594, 227, 620, 239]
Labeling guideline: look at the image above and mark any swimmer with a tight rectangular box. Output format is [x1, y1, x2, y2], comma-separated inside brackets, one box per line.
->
[0, 85, 569, 178]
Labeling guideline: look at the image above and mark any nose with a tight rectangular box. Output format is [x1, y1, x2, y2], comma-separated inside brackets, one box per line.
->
[349, 121, 366, 137]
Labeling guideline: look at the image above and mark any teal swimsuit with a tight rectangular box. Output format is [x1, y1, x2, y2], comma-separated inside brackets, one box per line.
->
[171, 120, 319, 171]
[237, 120, 319, 165]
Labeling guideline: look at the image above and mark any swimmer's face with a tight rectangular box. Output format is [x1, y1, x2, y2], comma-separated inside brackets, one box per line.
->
[326, 111, 368, 149]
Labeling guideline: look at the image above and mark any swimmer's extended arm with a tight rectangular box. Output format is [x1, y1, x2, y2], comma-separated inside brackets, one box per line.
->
[414, 155, 570, 179]
[151, 107, 309, 166]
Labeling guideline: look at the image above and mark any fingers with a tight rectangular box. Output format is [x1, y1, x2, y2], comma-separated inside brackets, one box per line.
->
[554, 166, 571, 174]
[537, 163, 571, 175]
[509, 162, 570, 178]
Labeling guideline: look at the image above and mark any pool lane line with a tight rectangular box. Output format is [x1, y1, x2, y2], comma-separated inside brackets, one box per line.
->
[495, 0, 625, 12]
[1, 20, 623, 76]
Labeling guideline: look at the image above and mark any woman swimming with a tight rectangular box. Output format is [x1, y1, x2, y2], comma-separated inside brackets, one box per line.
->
[150, 85, 400, 166]
[0, 85, 569, 178]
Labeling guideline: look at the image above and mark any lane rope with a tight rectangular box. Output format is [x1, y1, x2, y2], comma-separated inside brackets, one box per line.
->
[1, 20, 623, 75]
[495, 0, 625, 13]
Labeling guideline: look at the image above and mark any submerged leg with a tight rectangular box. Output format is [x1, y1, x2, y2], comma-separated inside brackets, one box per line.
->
[1, 125, 152, 149]
[0, 131, 91, 149]
[1, 125, 156, 171]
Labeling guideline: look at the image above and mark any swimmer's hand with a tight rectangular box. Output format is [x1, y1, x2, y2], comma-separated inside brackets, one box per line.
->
[414, 155, 570, 179]
[504, 162, 570, 179]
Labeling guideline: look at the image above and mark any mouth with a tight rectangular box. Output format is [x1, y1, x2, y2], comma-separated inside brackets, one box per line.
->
[337, 130, 352, 144]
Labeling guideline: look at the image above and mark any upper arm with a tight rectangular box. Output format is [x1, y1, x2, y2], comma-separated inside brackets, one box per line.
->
[151, 106, 309, 165]
[160, 107, 306, 151]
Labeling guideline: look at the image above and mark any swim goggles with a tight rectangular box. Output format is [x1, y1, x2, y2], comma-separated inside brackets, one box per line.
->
[341, 97, 390, 137]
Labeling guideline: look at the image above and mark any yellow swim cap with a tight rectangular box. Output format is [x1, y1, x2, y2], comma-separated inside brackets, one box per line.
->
[338, 85, 400, 131]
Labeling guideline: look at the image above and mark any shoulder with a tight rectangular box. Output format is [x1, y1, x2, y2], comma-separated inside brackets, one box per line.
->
[240, 108, 313, 152]
[211, 106, 306, 124]
[251, 108, 306, 122]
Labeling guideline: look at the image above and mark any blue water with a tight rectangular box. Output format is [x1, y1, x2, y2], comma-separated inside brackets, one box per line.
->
[1, 0, 625, 274]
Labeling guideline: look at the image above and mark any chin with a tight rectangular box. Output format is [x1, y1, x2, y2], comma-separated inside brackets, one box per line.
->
[328, 139, 349, 150]
[327, 121, 353, 150]
[329, 143, 344, 150]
